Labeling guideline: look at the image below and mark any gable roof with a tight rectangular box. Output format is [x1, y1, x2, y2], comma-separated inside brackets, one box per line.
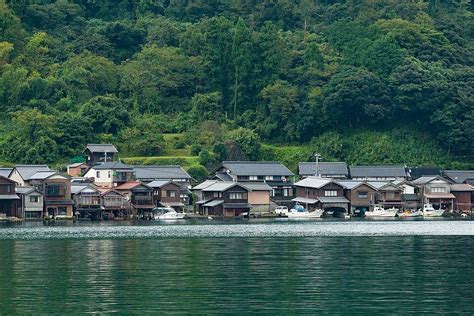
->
[133, 165, 191, 181]
[214, 172, 234, 181]
[201, 182, 249, 192]
[350, 165, 408, 178]
[0, 168, 13, 178]
[443, 170, 474, 184]
[407, 167, 441, 179]
[28, 171, 58, 180]
[15, 186, 40, 195]
[193, 180, 219, 190]
[93, 161, 133, 170]
[411, 175, 448, 185]
[298, 162, 348, 176]
[0, 175, 16, 184]
[147, 180, 180, 188]
[84, 144, 118, 153]
[294, 177, 344, 189]
[221, 161, 294, 176]
[242, 182, 273, 191]
[450, 184, 474, 192]
[68, 162, 88, 168]
[115, 181, 151, 191]
[14, 165, 51, 180]
[337, 180, 377, 190]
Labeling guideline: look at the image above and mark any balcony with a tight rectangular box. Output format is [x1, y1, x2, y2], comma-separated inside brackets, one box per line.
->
[132, 195, 153, 206]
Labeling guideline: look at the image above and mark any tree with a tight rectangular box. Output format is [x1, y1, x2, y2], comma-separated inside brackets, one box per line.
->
[190, 92, 224, 122]
[80, 95, 129, 134]
[226, 127, 261, 161]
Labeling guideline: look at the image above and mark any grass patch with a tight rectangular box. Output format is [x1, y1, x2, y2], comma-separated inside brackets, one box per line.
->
[122, 156, 199, 167]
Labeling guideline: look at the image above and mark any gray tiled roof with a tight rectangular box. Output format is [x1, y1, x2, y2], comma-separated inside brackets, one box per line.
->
[133, 165, 191, 180]
[214, 172, 234, 181]
[15, 165, 51, 180]
[294, 177, 335, 189]
[147, 180, 174, 188]
[0, 168, 12, 178]
[298, 162, 348, 176]
[411, 176, 446, 185]
[202, 182, 242, 192]
[84, 144, 118, 153]
[443, 170, 474, 184]
[93, 161, 133, 170]
[222, 161, 294, 176]
[242, 182, 273, 191]
[28, 171, 57, 180]
[350, 165, 408, 178]
[15, 186, 37, 195]
[193, 180, 218, 190]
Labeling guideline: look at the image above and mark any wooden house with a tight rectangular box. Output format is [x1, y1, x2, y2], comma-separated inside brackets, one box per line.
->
[338, 180, 377, 214]
[71, 184, 101, 218]
[9, 165, 51, 186]
[29, 172, 74, 218]
[16, 186, 43, 219]
[197, 182, 251, 217]
[83, 144, 118, 166]
[98, 188, 129, 217]
[293, 177, 349, 213]
[368, 182, 404, 210]
[115, 181, 154, 216]
[411, 176, 455, 211]
[148, 180, 184, 210]
[0, 176, 20, 218]
[350, 165, 409, 181]
[450, 184, 473, 212]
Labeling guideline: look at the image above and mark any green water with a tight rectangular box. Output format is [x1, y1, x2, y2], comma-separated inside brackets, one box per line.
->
[0, 220, 473, 314]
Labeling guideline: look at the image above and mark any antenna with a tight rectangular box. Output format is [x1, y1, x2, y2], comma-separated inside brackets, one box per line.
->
[314, 153, 322, 177]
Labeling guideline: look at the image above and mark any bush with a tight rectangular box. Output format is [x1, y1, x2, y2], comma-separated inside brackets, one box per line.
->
[186, 165, 209, 183]
[190, 144, 202, 156]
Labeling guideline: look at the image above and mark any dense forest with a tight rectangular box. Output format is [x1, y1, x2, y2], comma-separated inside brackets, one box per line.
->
[0, 0, 473, 170]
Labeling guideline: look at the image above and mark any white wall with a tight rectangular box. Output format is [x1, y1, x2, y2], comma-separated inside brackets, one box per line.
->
[84, 168, 113, 187]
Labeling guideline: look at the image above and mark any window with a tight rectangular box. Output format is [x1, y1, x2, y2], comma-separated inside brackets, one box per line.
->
[29, 196, 39, 203]
[249, 176, 258, 181]
[431, 187, 446, 193]
[386, 192, 396, 200]
[213, 192, 222, 198]
[166, 190, 176, 197]
[46, 184, 63, 197]
[265, 176, 273, 181]
[325, 190, 337, 197]
[108, 171, 111, 179]
[96, 171, 100, 178]
[358, 192, 368, 199]
[229, 192, 244, 200]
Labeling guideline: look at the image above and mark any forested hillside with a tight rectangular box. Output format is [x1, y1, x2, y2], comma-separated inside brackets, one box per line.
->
[0, 0, 472, 168]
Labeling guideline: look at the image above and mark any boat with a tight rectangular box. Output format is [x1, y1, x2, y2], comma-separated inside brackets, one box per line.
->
[397, 209, 423, 218]
[364, 205, 398, 218]
[422, 204, 445, 217]
[287, 205, 323, 219]
[154, 207, 186, 220]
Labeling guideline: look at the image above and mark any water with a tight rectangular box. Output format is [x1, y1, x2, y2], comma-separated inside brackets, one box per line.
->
[0, 220, 473, 314]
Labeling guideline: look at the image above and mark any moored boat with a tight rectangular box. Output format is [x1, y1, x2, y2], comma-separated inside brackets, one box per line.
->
[287, 205, 323, 219]
[397, 209, 423, 218]
[154, 207, 186, 220]
[364, 205, 398, 218]
[422, 204, 445, 217]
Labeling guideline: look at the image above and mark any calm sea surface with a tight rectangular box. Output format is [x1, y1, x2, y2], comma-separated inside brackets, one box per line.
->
[0, 219, 473, 314]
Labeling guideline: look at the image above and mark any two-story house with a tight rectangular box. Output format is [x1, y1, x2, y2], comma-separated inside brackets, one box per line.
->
[350, 165, 409, 181]
[71, 184, 101, 218]
[338, 180, 377, 214]
[197, 182, 252, 217]
[98, 188, 129, 218]
[213, 161, 294, 204]
[293, 177, 349, 214]
[449, 184, 473, 212]
[0, 176, 19, 218]
[115, 181, 154, 217]
[35, 173, 74, 218]
[16, 186, 43, 219]
[83, 144, 118, 166]
[298, 162, 349, 179]
[369, 182, 404, 210]
[84, 161, 135, 188]
[8, 165, 51, 186]
[411, 176, 455, 211]
[148, 180, 184, 210]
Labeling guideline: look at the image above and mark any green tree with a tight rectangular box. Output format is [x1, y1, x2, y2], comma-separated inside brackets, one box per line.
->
[226, 127, 261, 161]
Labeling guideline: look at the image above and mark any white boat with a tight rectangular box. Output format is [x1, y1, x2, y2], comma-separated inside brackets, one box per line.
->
[422, 204, 445, 217]
[397, 209, 423, 218]
[274, 206, 289, 215]
[364, 205, 398, 218]
[154, 207, 186, 220]
[287, 205, 323, 219]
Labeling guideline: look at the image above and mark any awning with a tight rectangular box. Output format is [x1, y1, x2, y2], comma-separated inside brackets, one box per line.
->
[292, 197, 319, 204]
[203, 200, 224, 207]
[0, 194, 20, 200]
[223, 203, 252, 209]
[318, 197, 350, 204]
[195, 199, 210, 205]
[424, 193, 456, 199]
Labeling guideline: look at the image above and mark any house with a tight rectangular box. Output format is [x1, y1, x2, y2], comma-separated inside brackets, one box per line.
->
[71, 184, 101, 218]
[133, 165, 192, 205]
[84, 161, 135, 188]
[8, 165, 51, 186]
[32, 172, 74, 218]
[293, 177, 349, 213]
[350, 165, 409, 181]
[213, 161, 294, 204]
[0, 176, 20, 218]
[115, 181, 154, 216]
[148, 180, 184, 210]
[338, 180, 377, 214]
[98, 188, 129, 218]
[443, 170, 474, 184]
[369, 182, 404, 210]
[16, 186, 43, 219]
[450, 184, 473, 212]
[67, 163, 89, 177]
[197, 182, 252, 217]
[192, 180, 219, 202]
[411, 176, 455, 211]
[83, 144, 118, 166]
[392, 178, 419, 210]
[298, 162, 349, 179]
[241, 182, 272, 215]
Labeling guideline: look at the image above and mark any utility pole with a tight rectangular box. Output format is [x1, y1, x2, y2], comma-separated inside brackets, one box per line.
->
[314, 153, 321, 177]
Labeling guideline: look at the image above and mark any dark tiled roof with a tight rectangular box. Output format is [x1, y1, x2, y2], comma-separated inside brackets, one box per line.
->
[93, 161, 133, 170]
[214, 172, 234, 181]
[450, 184, 474, 192]
[408, 167, 441, 179]
[298, 162, 348, 176]
[443, 170, 474, 184]
[0, 168, 13, 178]
[350, 165, 408, 178]
[242, 182, 273, 191]
[411, 176, 447, 185]
[84, 144, 118, 153]
[133, 165, 191, 180]
[222, 161, 293, 176]
[15, 165, 51, 180]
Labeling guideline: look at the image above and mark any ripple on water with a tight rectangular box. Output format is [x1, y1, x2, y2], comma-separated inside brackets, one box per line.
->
[0, 220, 473, 240]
